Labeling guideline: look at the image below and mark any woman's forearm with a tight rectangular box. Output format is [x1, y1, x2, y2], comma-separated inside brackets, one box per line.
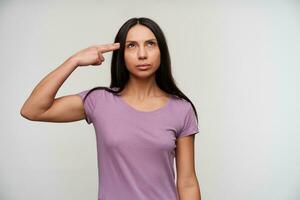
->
[177, 177, 201, 200]
[20, 56, 78, 119]
[178, 184, 201, 200]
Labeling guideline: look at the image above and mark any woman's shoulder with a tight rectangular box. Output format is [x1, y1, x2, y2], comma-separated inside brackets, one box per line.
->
[170, 94, 190, 104]
[77, 86, 112, 100]
[169, 94, 193, 112]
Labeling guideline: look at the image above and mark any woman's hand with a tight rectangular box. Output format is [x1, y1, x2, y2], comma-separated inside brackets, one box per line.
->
[70, 43, 120, 67]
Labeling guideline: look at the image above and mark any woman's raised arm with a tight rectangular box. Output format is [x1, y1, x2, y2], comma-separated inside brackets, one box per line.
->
[20, 43, 120, 122]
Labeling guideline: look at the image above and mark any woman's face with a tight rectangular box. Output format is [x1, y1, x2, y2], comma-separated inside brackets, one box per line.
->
[124, 24, 161, 78]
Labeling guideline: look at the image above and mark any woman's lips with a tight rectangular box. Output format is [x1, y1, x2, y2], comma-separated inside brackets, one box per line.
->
[137, 64, 151, 67]
[136, 64, 151, 70]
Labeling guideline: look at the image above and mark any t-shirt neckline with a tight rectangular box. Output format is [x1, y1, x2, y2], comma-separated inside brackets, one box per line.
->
[117, 93, 172, 114]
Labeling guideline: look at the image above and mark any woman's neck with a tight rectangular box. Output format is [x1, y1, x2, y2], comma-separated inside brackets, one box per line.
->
[120, 77, 166, 100]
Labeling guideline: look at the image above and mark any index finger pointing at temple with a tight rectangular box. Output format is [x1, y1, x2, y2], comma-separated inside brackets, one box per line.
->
[97, 43, 120, 53]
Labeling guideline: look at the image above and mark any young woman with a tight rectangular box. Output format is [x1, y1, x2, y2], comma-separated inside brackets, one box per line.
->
[20, 17, 201, 200]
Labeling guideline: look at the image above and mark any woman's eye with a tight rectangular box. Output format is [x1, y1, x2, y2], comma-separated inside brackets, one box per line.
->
[127, 42, 155, 48]
[148, 41, 155, 46]
[127, 44, 133, 48]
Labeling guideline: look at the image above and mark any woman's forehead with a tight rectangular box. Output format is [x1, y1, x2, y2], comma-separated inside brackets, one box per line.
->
[126, 25, 156, 41]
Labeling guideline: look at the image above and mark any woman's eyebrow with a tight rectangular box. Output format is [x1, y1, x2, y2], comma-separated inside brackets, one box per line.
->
[125, 39, 157, 43]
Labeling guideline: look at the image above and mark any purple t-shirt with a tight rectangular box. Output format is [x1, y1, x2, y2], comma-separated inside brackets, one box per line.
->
[77, 87, 199, 200]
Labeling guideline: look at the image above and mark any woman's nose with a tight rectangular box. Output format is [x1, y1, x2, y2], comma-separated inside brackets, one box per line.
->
[137, 47, 147, 59]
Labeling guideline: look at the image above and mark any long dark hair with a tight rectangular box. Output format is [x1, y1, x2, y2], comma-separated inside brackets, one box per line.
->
[82, 17, 198, 124]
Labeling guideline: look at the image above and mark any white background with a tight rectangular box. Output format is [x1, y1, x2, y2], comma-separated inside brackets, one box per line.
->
[1, 0, 299, 199]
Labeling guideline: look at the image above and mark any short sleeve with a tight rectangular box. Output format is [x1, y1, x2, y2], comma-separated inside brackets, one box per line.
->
[77, 89, 95, 124]
[177, 104, 199, 138]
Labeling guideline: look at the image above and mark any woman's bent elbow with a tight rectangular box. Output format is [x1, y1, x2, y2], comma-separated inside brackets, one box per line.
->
[20, 108, 39, 121]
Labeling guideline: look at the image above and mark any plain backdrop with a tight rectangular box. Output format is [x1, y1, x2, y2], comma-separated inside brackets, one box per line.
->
[1, 0, 299, 200]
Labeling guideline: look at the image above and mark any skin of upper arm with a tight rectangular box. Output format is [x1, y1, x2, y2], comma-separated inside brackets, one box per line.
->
[33, 94, 86, 122]
[175, 134, 199, 188]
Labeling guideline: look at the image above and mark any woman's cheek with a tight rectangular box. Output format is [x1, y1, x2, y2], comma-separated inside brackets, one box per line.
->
[124, 52, 134, 68]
